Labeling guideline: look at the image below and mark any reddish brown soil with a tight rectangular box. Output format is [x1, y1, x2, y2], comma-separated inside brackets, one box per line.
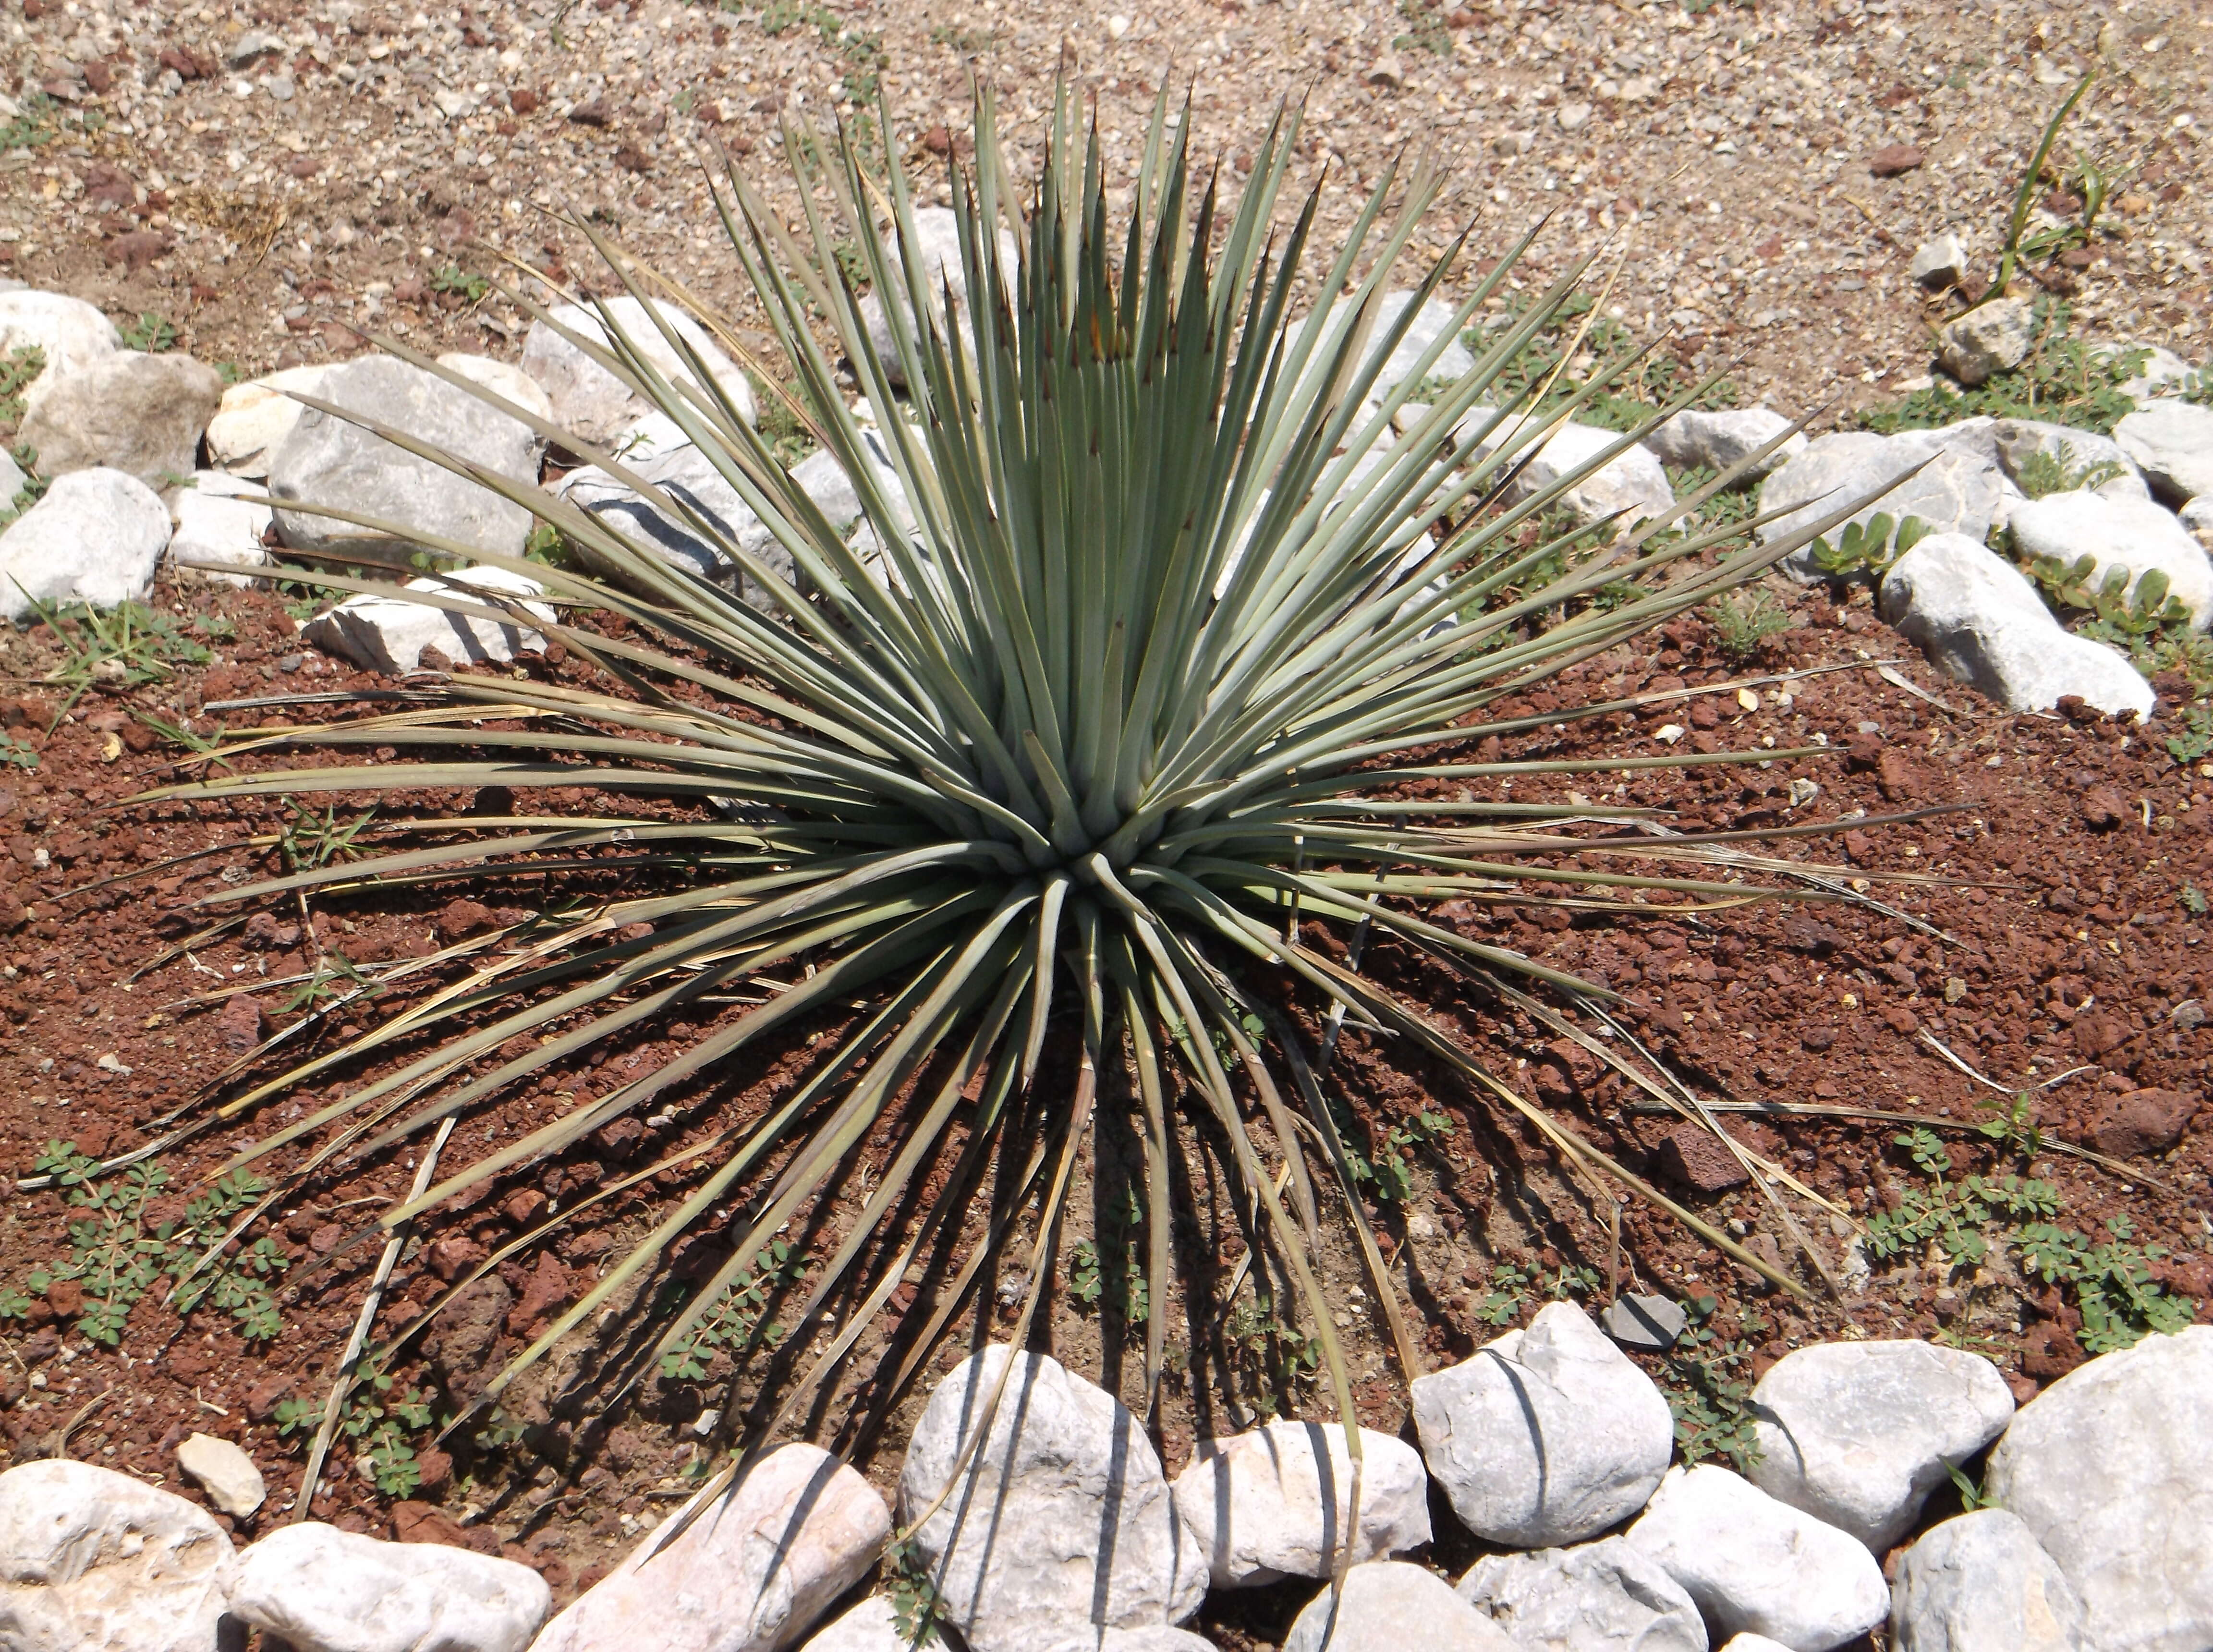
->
[1, 568, 2208, 1642]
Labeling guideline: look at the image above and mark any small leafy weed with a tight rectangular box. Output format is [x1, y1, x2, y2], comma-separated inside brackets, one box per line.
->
[658, 1239, 806, 1380]
[118, 312, 182, 352]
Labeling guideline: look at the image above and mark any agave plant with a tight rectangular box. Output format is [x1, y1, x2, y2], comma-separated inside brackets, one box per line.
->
[149, 87, 1861, 1460]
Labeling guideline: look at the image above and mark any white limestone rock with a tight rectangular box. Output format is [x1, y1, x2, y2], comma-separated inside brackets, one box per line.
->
[1909, 234, 1969, 289]
[1283, 1561, 1523, 1652]
[1493, 417, 1676, 528]
[521, 296, 756, 446]
[1718, 1640, 1799, 1652]
[856, 207, 1020, 389]
[1986, 1326, 2213, 1652]
[557, 440, 796, 609]
[2185, 493, 2213, 544]
[1890, 1509, 2089, 1652]
[1624, 1464, 1888, 1652]
[17, 350, 226, 486]
[1747, 1339, 2015, 1552]
[1457, 1536, 1705, 1652]
[2009, 489, 2213, 629]
[0, 1458, 239, 1652]
[800, 1597, 906, 1652]
[173, 1433, 266, 1520]
[899, 1346, 1207, 1652]
[2097, 341, 2197, 405]
[1643, 407, 1809, 478]
[1411, 1302, 1674, 1549]
[1171, 1421, 1431, 1588]
[1033, 1630, 1223, 1652]
[301, 564, 553, 673]
[0, 466, 171, 624]
[438, 351, 556, 426]
[228, 1521, 548, 1652]
[205, 364, 338, 477]
[170, 471, 273, 586]
[533, 1443, 888, 1652]
[268, 356, 540, 564]
[1938, 298, 2034, 388]
[2115, 400, 2213, 504]
[0, 288, 122, 414]
[1877, 533, 2155, 717]
[1760, 421, 2012, 572]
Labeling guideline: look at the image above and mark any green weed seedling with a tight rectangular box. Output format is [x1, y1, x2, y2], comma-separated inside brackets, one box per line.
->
[1068, 1182, 1148, 1329]
[273, 1351, 437, 1496]
[1660, 1298, 1766, 1473]
[1479, 1259, 1601, 1326]
[0, 344, 45, 431]
[658, 1238, 806, 1380]
[429, 265, 491, 304]
[0, 729, 35, 771]
[2012, 441, 2127, 501]
[2025, 554, 2192, 650]
[2170, 706, 2213, 765]
[118, 313, 181, 352]
[1705, 588, 1797, 662]
[1806, 512, 1931, 580]
[885, 1532, 945, 1647]
[31, 599, 216, 718]
[1860, 300, 2145, 437]
[1222, 1289, 1323, 1419]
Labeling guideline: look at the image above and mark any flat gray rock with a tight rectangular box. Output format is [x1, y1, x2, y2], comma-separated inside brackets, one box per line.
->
[1890, 1509, 2088, 1652]
[559, 440, 794, 609]
[0, 466, 170, 624]
[170, 471, 273, 587]
[1284, 1561, 1523, 1652]
[1171, 1421, 1431, 1588]
[1601, 1293, 1688, 1351]
[1500, 418, 1676, 527]
[1747, 1339, 2015, 1552]
[302, 565, 552, 674]
[268, 355, 539, 565]
[1986, 1326, 2213, 1652]
[1643, 406, 1808, 478]
[521, 296, 756, 447]
[1458, 1536, 1705, 1652]
[1878, 533, 2154, 717]
[900, 1347, 1207, 1652]
[17, 350, 225, 485]
[1412, 1302, 1674, 1549]
[0, 1459, 239, 1652]
[2009, 489, 2213, 630]
[229, 1521, 548, 1652]
[1760, 421, 2013, 573]
[2115, 400, 2213, 504]
[1625, 1464, 1888, 1652]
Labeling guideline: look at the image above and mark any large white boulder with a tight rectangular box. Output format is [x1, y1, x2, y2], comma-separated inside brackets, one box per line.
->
[17, 350, 226, 486]
[1642, 406, 1808, 477]
[1411, 1302, 1673, 1548]
[2115, 400, 2213, 502]
[899, 1346, 1207, 1652]
[301, 563, 554, 673]
[0, 466, 171, 623]
[206, 364, 339, 477]
[1761, 420, 2014, 571]
[2009, 489, 2213, 629]
[1747, 1339, 2015, 1552]
[1171, 1420, 1431, 1588]
[1624, 1464, 1889, 1652]
[521, 296, 756, 447]
[268, 356, 541, 564]
[228, 1520, 549, 1652]
[1284, 1560, 1523, 1652]
[1481, 415, 1676, 527]
[532, 1443, 888, 1652]
[170, 471, 274, 586]
[0, 1459, 238, 1652]
[1889, 1508, 2089, 1652]
[1985, 1327, 2213, 1652]
[1458, 1536, 1705, 1652]
[438, 351, 555, 426]
[0, 288, 122, 413]
[1877, 533, 2154, 717]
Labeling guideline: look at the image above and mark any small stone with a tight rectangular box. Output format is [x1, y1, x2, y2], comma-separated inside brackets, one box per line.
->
[1600, 1293, 1688, 1351]
[2115, 400, 2213, 504]
[1718, 1639, 1798, 1652]
[2009, 490, 2213, 630]
[1910, 234, 1970, 289]
[174, 1432, 265, 1518]
[1625, 1464, 1888, 1651]
[519, 296, 756, 448]
[0, 467, 171, 624]
[1651, 1123, 1751, 1193]
[900, 1347, 1206, 1652]
[1458, 1536, 1705, 1652]
[0, 289, 122, 413]
[1938, 298, 2035, 388]
[0, 1459, 237, 1652]
[532, 1444, 888, 1652]
[1870, 144, 1925, 177]
[1285, 1561, 1522, 1652]
[2077, 1087, 2198, 1158]
[217, 993, 266, 1051]
[302, 565, 553, 675]
[205, 364, 339, 478]
[1412, 1302, 1674, 1548]
[1878, 533, 2154, 717]
[1556, 101, 1592, 131]
[1170, 1421, 1431, 1588]
[229, 1520, 549, 1652]
[268, 356, 541, 565]
[17, 351, 226, 486]
[170, 471, 273, 586]
[226, 29, 280, 63]
[1890, 1508, 2089, 1652]
[1746, 1340, 2015, 1551]
[1364, 53, 1405, 89]
[1642, 407, 1808, 478]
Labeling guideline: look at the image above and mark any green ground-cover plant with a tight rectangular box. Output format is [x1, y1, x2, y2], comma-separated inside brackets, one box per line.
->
[1659, 1296, 1765, 1473]
[1859, 300, 2144, 437]
[273, 1351, 436, 1494]
[1704, 586, 1796, 661]
[1805, 510, 1932, 580]
[123, 84, 1876, 1474]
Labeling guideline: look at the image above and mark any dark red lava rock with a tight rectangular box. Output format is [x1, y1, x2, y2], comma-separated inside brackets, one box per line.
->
[1652, 1123, 1752, 1193]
